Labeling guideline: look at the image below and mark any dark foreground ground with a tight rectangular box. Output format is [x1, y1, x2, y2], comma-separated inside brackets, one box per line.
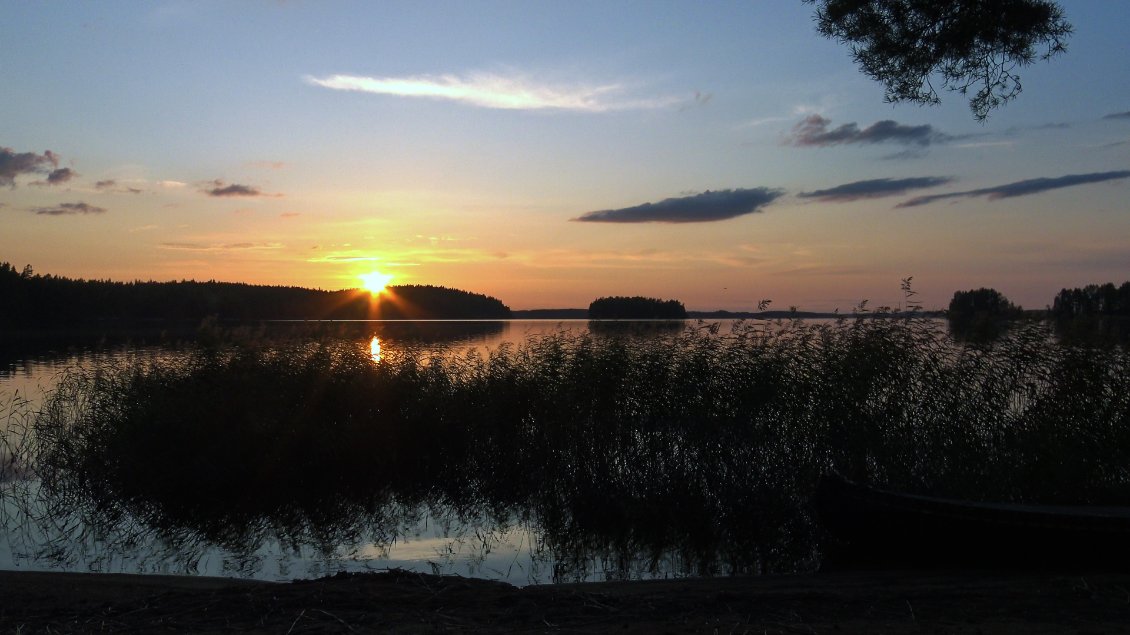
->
[1, 568, 1128, 633]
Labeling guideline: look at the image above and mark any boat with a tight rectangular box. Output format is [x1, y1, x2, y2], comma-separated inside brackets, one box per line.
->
[813, 473, 1130, 570]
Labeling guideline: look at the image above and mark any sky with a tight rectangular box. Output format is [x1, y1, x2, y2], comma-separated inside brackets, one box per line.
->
[2, 1, 1129, 312]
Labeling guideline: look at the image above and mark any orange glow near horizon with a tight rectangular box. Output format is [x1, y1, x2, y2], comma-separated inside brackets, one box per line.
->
[359, 270, 394, 295]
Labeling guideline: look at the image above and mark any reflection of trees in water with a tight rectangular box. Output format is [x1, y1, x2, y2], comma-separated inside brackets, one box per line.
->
[0, 333, 171, 382]
[11, 315, 1130, 581]
[586, 320, 686, 335]
[259, 319, 507, 344]
[0, 321, 510, 379]
[365, 320, 507, 345]
[1053, 316, 1130, 348]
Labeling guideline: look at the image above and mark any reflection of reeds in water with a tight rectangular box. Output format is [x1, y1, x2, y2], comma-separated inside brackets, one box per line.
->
[8, 310, 1130, 581]
[1, 393, 34, 483]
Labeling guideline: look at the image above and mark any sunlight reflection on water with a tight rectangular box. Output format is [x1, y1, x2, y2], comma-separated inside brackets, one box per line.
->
[369, 336, 382, 363]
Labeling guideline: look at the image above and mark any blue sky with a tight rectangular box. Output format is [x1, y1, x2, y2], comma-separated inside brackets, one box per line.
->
[2, 1, 1128, 311]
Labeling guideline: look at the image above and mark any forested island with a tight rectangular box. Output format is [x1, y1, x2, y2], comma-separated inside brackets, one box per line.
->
[0, 262, 511, 327]
[588, 296, 687, 320]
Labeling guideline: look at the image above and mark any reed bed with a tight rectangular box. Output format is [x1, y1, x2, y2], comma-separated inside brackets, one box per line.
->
[7, 311, 1130, 580]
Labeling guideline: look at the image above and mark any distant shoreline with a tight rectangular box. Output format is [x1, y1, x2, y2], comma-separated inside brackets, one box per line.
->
[1, 310, 953, 340]
[512, 309, 946, 320]
[1, 568, 1127, 633]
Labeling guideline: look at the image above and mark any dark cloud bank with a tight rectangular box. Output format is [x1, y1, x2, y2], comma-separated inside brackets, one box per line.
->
[573, 188, 784, 223]
[798, 177, 954, 202]
[897, 171, 1130, 208]
[31, 201, 106, 216]
[785, 115, 950, 147]
[1, 147, 60, 187]
[1103, 111, 1130, 120]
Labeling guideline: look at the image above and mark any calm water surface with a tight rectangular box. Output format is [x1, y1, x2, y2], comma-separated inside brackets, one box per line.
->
[2, 320, 758, 585]
[1, 320, 590, 404]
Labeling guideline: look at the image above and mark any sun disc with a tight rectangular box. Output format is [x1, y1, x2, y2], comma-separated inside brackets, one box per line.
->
[360, 271, 393, 294]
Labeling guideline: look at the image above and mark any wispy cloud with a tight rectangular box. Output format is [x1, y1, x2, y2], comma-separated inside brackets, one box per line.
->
[952, 140, 1015, 149]
[307, 72, 678, 112]
[990, 122, 1072, 138]
[784, 115, 951, 147]
[159, 241, 283, 251]
[737, 115, 790, 130]
[307, 255, 384, 263]
[573, 188, 784, 223]
[798, 177, 954, 202]
[880, 149, 930, 161]
[95, 179, 143, 194]
[502, 245, 777, 270]
[30, 201, 106, 216]
[739, 103, 828, 130]
[1, 146, 59, 187]
[247, 161, 287, 170]
[897, 171, 1130, 208]
[1102, 111, 1130, 120]
[771, 264, 870, 277]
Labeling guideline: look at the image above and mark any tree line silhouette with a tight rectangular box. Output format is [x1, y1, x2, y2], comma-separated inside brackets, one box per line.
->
[1050, 282, 1130, 320]
[0, 262, 511, 327]
[1049, 282, 1130, 344]
[948, 281, 1130, 344]
[8, 259, 1127, 333]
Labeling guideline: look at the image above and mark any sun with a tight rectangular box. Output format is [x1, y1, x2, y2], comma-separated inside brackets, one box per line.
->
[359, 270, 393, 294]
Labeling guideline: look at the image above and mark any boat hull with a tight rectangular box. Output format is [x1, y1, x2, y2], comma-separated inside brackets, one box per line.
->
[814, 475, 1130, 570]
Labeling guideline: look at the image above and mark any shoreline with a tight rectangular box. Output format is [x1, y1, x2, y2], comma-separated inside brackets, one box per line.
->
[3, 568, 1128, 633]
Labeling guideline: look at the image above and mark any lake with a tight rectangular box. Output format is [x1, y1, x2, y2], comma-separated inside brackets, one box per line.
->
[2, 316, 1128, 585]
[1, 319, 758, 585]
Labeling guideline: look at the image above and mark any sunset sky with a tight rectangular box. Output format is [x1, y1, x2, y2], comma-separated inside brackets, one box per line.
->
[3, 1, 1128, 312]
